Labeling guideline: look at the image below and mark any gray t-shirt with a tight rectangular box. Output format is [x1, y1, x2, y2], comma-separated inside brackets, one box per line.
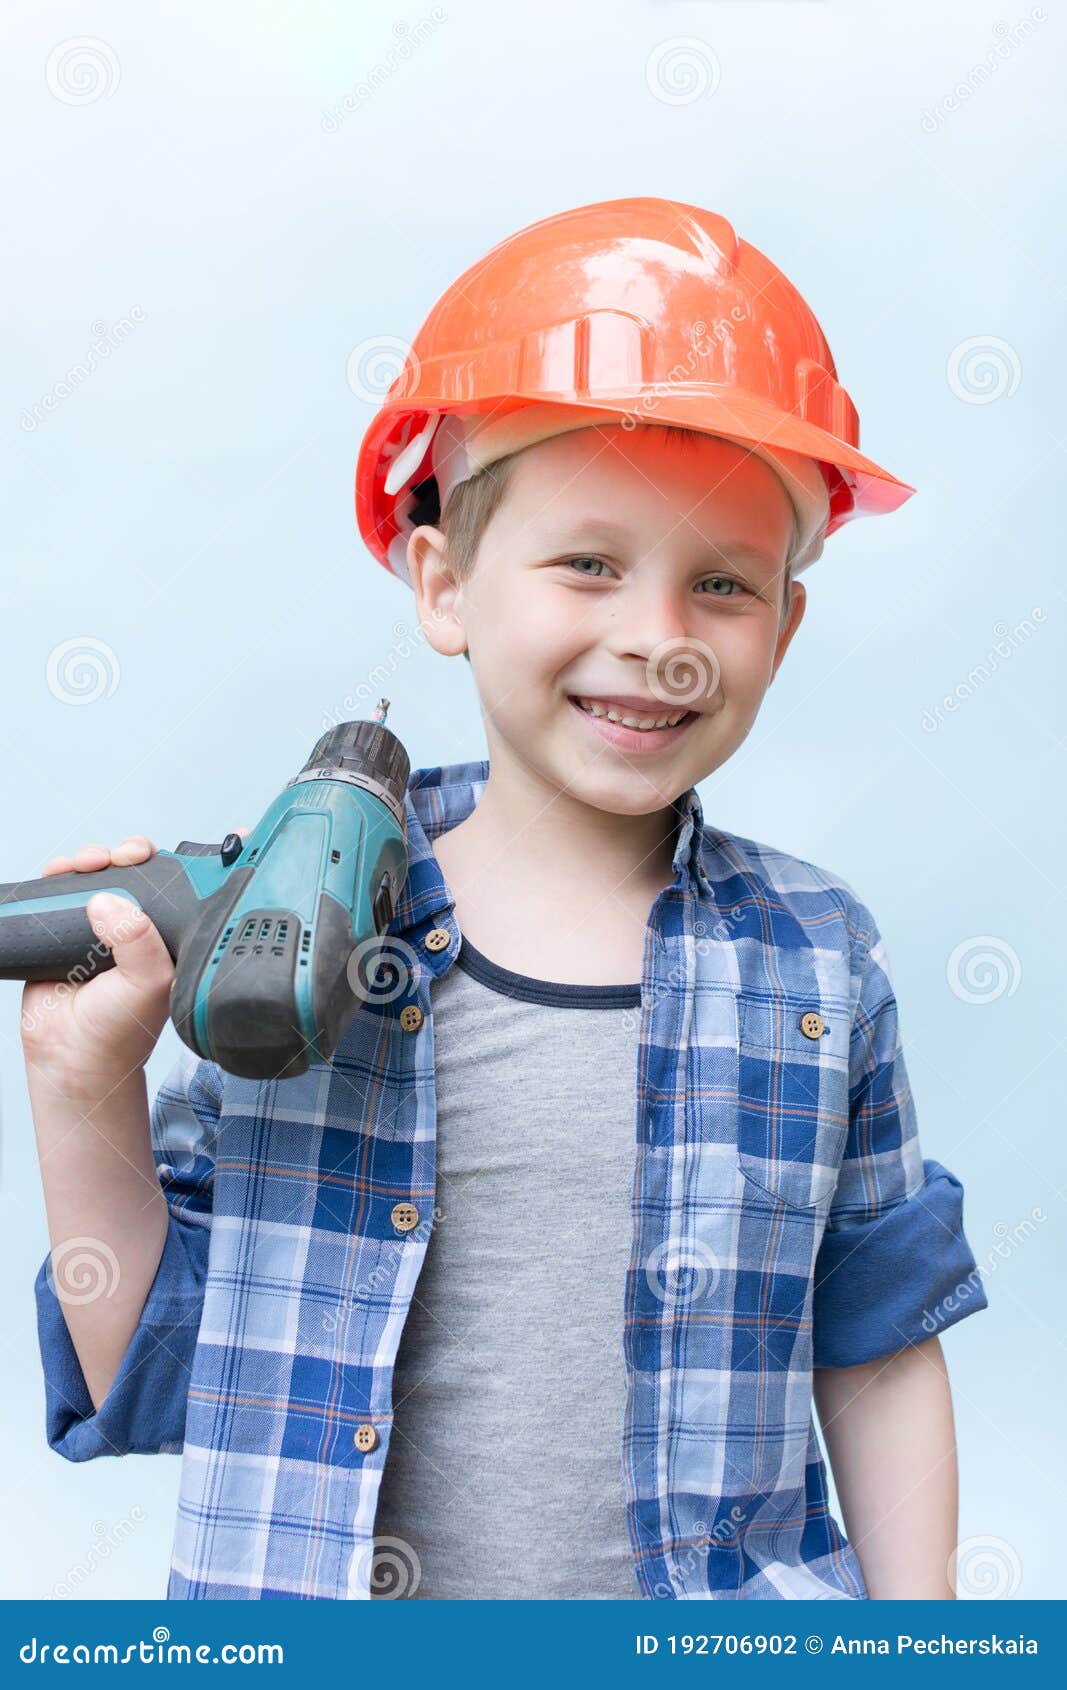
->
[370, 933, 644, 1600]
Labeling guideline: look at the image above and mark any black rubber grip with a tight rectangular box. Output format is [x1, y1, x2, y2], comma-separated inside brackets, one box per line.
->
[0, 855, 202, 983]
[299, 722, 410, 817]
[181, 898, 305, 1079]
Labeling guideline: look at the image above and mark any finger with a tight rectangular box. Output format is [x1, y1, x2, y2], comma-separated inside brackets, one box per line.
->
[110, 836, 156, 865]
[86, 892, 174, 991]
[41, 855, 76, 876]
[70, 844, 112, 873]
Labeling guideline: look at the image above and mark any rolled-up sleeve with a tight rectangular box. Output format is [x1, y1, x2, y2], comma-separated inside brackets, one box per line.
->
[35, 1046, 222, 1460]
[812, 915, 988, 1368]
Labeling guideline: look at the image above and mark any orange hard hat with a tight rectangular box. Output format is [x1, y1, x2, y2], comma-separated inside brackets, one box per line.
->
[355, 196, 915, 580]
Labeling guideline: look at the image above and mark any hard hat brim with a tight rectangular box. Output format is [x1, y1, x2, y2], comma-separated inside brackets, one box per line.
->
[356, 387, 914, 575]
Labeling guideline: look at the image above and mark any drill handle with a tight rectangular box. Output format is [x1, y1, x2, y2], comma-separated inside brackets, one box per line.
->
[0, 853, 204, 983]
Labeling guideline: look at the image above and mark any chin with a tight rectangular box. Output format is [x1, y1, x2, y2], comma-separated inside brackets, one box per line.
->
[560, 759, 692, 815]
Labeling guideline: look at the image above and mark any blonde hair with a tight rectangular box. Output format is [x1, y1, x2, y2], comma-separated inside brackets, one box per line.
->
[406, 424, 797, 654]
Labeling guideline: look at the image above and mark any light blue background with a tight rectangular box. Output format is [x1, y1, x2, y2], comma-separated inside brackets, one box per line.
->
[1, 0, 1061, 1601]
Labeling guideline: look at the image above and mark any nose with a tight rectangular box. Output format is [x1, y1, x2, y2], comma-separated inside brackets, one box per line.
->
[596, 569, 722, 711]
[601, 570, 694, 664]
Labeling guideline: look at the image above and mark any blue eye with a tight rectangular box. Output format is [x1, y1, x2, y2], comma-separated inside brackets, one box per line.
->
[567, 556, 610, 577]
[698, 575, 741, 596]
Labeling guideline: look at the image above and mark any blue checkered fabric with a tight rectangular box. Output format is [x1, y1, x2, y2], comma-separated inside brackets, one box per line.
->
[35, 759, 987, 1599]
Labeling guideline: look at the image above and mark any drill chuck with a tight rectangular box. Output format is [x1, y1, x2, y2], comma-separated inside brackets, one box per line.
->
[288, 719, 411, 829]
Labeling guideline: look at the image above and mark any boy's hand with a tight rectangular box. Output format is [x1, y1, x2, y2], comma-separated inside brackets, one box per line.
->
[20, 829, 249, 1091]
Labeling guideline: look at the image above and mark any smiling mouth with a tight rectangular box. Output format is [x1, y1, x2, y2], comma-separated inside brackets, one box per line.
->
[567, 694, 698, 742]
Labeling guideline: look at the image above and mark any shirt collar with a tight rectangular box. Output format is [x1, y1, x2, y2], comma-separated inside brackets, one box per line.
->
[393, 759, 708, 932]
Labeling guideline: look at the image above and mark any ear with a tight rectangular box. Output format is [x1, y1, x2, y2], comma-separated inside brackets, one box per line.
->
[768, 579, 806, 685]
[406, 525, 468, 659]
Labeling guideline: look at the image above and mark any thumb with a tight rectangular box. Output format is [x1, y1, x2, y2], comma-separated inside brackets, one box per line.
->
[87, 892, 174, 992]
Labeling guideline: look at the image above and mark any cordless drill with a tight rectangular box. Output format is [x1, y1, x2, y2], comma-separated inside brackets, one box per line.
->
[0, 704, 411, 1080]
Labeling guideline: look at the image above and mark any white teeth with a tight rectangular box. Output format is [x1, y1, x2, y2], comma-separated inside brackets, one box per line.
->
[575, 697, 689, 731]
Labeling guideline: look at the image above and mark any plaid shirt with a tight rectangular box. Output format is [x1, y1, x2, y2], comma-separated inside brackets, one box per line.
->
[35, 758, 986, 1600]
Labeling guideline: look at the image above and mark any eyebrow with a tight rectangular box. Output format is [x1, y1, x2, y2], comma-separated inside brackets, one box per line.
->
[541, 519, 780, 569]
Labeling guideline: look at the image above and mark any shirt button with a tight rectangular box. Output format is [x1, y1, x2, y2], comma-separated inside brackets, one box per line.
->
[353, 1423, 380, 1454]
[799, 1011, 826, 1040]
[399, 1004, 423, 1032]
[424, 927, 450, 952]
[391, 1201, 420, 1233]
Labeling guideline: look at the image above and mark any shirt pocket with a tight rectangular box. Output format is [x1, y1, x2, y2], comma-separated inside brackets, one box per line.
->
[735, 992, 851, 1210]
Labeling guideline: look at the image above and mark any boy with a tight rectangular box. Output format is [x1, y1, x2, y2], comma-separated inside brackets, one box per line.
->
[25, 198, 986, 1601]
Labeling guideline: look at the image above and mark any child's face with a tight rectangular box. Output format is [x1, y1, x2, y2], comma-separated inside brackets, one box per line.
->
[410, 424, 807, 817]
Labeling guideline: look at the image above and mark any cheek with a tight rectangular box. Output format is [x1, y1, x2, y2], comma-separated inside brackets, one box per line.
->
[484, 586, 587, 690]
[714, 618, 780, 698]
